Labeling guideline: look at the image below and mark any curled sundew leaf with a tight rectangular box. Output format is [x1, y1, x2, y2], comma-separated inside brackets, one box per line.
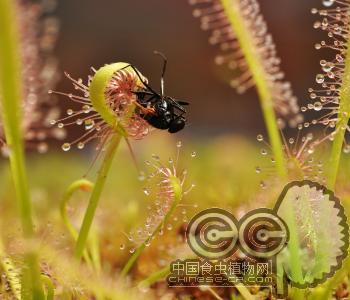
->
[120, 142, 196, 276]
[275, 181, 349, 288]
[50, 64, 150, 151]
[189, 0, 303, 128]
[60, 179, 96, 268]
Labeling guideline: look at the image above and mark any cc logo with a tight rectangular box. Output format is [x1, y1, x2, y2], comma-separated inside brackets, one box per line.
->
[186, 207, 289, 260]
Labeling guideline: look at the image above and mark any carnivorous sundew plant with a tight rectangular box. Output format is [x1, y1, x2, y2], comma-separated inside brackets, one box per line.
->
[120, 142, 195, 277]
[190, 0, 303, 179]
[306, 0, 350, 190]
[50, 65, 150, 151]
[51, 63, 152, 260]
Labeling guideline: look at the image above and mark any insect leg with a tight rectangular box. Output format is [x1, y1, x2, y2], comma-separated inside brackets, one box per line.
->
[167, 97, 187, 113]
[174, 100, 189, 106]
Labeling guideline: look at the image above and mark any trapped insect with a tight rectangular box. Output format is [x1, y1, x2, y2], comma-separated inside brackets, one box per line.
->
[124, 51, 189, 133]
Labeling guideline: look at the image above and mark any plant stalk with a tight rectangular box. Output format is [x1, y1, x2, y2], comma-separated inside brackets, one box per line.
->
[313, 33, 350, 300]
[327, 50, 350, 190]
[220, 0, 287, 178]
[0, 0, 44, 298]
[327, 34, 350, 190]
[75, 134, 121, 259]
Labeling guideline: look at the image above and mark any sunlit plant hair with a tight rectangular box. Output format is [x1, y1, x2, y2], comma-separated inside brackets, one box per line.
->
[302, 1, 350, 297]
[189, 0, 303, 179]
[50, 65, 150, 151]
[256, 131, 326, 189]
[305, 0, 350, 189]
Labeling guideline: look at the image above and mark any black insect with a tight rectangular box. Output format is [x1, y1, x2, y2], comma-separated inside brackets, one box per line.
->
[123, 52, 189, 133]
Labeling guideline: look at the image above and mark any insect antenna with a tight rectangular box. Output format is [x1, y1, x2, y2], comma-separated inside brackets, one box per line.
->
[153, 51, 168, 97]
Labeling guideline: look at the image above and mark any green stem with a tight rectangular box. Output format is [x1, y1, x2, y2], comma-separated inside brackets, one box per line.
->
[312, 199, 350, 300]
[74, 134, 121, 259]
[327, 38, 350, 189]
[73, 61, 145, 261]
[120, 176, 182, 277]
[233, 283, 255, 300]
[138, 266, 171, 288]
[0, 1, 44, 298]
[327, 120, 350, 190]
[220, 0, 287, 178]
[313, 26, 350, 300]
[291, 288, 307, 300]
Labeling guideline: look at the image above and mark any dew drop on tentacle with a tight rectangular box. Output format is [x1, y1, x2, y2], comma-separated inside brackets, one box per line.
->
[316, 74, 325, 84]
[256, 134, 264, 142]
[322, 0, 335, 7]
[260, 149, 267, 156]
[66, 109, 74, 116]
[344, 145, 350, 154]
[61, 143, 71, 151]
[138, 171, 145, 181]
[37, 143, 48, 154]
[84, 119, 95, 130]
[82, 105, 91, 113]
[314, 102, 322, 111]
[143, 187, 150, 196]
[151, 154, 160, 161]
[77, 142, 85, 150]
